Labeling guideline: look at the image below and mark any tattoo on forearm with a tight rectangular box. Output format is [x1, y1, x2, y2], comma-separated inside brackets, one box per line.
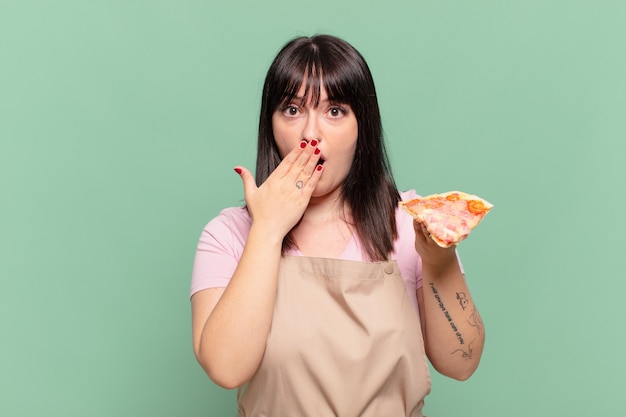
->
[451, 339, 475, 360]
[430, 283, 464, 345]
[456, 292, 469, 310]
[467, 307, 484, 335]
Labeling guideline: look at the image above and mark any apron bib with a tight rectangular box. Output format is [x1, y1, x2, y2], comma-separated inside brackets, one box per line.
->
[237, 256, 430, 417]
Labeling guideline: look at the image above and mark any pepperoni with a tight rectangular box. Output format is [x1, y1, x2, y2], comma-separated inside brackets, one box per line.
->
[467, 199, 488, 215]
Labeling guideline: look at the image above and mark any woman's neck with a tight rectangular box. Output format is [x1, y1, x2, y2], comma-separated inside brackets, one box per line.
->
[302, 189, 351, 226]
[290, 189, 354, 258]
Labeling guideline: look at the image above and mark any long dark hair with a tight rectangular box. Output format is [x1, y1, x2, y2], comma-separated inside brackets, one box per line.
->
[256, 34, 399, 261]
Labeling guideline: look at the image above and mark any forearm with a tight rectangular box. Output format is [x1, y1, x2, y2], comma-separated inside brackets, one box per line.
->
[421, 259, 485, 380]
[198, 224, 283, 388]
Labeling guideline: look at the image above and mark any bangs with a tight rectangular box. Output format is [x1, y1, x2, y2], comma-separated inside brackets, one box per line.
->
[272, 45, 359, 109]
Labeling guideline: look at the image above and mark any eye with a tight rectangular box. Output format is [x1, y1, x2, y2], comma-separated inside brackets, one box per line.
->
[327, 106, 347, 118]
[281, 105, 301, 117]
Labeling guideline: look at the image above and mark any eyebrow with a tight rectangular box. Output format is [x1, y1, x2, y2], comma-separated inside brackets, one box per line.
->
[288, 95, 345, 106]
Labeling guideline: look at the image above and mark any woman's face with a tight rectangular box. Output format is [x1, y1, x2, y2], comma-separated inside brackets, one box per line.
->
[272, 82, 358, 199]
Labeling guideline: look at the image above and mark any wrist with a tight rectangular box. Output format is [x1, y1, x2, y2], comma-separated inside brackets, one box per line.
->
[248, 222, 286, 248]
[421, 250, 460, 278]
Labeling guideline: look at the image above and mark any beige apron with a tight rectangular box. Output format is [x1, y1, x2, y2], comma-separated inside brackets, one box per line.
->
[237, 256, 431, 417]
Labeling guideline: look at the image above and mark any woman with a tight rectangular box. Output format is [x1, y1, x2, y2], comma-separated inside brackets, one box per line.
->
[191, 34, 485, 416]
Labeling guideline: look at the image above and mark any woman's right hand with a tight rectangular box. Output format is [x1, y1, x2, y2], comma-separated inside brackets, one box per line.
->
[194, 140, 323, 388]
[235, 140, 323, 240]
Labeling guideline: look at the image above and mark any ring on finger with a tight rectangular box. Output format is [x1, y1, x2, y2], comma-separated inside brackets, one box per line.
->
[295, 180, 304, 189]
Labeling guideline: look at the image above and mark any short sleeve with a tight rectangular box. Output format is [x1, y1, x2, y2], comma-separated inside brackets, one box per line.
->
[190, 207, 251, 297]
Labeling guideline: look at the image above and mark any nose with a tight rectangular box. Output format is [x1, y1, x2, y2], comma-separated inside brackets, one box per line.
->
[301, 112, 321, 143]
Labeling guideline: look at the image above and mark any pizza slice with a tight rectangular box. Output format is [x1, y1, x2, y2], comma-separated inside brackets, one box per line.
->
[400, 191, 493, 248]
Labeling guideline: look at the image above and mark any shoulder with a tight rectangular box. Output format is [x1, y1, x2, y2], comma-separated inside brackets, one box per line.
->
[205, 206, 251, 238]
[396, 189, 421, 230]
[398, 189, 421, 201]
[211, 205, 251, 225]
[191, 206, 251, 296]
[197, 206, 251, 258]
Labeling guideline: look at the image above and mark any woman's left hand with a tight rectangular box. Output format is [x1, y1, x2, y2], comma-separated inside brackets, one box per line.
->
[413, 220, 457, 268]
[413, 218, 485, 380]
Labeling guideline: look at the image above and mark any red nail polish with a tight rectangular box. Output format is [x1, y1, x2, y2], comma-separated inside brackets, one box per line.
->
[314, 148, 321, 155]
[316, 164, 323, 171]
[310, 139, 318, 147]
[234, 167, 242, 174]
[300, 141, 307, 149]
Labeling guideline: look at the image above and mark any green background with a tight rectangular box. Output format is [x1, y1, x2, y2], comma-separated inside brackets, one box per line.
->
[2, 0, 624, 415]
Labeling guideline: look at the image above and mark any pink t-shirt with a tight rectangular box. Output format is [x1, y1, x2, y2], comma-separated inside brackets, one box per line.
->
[190, 190, 451, 313]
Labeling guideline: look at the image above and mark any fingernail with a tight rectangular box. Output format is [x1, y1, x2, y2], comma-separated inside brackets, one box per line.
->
[299, 141, 307, 149]
[316, 164, 323, 171]
[310, 139, 318, 147]
[234, 167, 242, 175]
[314, 148, 321, 155]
